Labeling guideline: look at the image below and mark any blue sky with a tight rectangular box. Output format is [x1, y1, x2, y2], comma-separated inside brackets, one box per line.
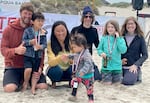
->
[106, 0, 147, 4]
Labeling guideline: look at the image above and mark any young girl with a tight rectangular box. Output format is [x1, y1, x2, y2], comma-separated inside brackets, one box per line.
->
[97, 20, 127, 85]
[22, 12, 47, 94]
[68, 34, 94, 103]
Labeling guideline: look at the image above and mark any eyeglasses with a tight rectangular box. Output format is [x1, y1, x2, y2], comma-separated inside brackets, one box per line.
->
[84, 15, 93, 19]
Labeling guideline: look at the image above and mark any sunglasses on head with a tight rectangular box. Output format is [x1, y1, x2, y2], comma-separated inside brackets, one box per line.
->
[84, 15, 93, 18]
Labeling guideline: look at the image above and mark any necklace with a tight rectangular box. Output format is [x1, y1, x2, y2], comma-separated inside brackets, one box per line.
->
[107, 36, 116, 57]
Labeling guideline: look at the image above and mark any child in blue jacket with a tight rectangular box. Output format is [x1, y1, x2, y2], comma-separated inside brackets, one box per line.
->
[22, 12, 47, 94]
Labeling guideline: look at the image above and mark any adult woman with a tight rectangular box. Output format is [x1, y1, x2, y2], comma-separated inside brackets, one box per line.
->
[121, 16, 148, 85]
[46, 21, 72, 88]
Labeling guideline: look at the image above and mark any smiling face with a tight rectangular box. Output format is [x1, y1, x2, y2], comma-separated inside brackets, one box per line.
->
[126, 19, 136, 34]
[54, 24, 67, 42]
[83, 13, 93, 28]
[20, 9, 33, 25]
[107, 23, 116, 35]
[32, 19, 44, 30]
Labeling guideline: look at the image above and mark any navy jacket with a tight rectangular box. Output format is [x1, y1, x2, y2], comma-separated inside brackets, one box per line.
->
[121, 35, 148, 67]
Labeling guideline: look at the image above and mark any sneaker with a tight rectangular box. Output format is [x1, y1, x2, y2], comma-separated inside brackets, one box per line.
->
[68, 96, 77, 102]
[89, 100, 94, 103]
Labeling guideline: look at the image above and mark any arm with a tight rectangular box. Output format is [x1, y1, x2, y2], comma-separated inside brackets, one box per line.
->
[38, 51, 45, 73]
[79, 52, 94, 75]
[116, 36, 127, 54]
[1, 26, 16, 58]
[134, 37, 148, 66]
[94, 29, 99, 48]
[97, 37, 104, 56]
[47, 42, 62, 67]
[39, 34, 47, 50]
[1, 26, 26, 57]
[22, 29, 32, 47]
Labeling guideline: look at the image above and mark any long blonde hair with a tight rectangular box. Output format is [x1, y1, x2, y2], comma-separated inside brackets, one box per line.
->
[103, 20, 121, 36]
[121, 16, 144, 37]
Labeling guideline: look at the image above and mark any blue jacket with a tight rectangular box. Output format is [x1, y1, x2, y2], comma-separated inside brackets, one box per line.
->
[22, 27, 47, 58]
[97, 35, 127, 71]
[121, 35, 148, 67]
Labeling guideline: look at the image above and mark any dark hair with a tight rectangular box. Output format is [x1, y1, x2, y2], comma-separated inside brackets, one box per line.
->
[32, 12, 45, 21]
[81, 5, 95, 24]
[51, 21, 70, 55]
[20, 2, 34, 13]
[70, 33, 87, 49]
[81, 13, 95, 24]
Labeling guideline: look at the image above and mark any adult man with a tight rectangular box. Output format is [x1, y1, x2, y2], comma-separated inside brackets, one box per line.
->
[1, 2, 48, 92]
[71, 6, 99, 55]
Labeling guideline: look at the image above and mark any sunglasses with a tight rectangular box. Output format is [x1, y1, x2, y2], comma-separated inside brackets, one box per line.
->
[84, 15, 93, 19]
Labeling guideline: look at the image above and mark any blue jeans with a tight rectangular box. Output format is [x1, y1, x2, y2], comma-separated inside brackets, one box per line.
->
[47, 66, 72, 82]
[122, 67, 141, 85]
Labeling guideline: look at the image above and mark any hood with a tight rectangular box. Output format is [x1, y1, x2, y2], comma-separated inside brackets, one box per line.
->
[9, 18, 24, 30]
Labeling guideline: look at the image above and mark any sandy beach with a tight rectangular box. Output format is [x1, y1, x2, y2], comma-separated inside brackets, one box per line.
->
[0, 6, 150, 103]
[0, 48, 150, 103]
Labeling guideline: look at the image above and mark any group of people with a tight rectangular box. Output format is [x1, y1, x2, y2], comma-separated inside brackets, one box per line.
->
[0, 2, 148, 103]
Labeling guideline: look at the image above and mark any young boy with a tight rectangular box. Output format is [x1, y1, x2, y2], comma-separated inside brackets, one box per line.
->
[22, 12, 47, 94]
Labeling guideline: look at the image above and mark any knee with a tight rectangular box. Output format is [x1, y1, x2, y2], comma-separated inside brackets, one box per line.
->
[36, 83, 48, 90]
[122, 77, 137, 85]
[3, 84, 18, 92]
[47, 66, 62, 77]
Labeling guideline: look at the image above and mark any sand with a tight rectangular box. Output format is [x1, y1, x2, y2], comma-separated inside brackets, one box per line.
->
[0, 6, 150, 103]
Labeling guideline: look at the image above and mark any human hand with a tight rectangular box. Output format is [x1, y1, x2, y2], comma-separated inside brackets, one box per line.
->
[30, 38, 37, 45]
[15, 42, 26, 55]
[38, 67, 43, 75]
[122, 58, 127, 65]
[115, 32, 119, 37]
[101, 52, 106, 58]
[61, 54, 69, 63]
[41, 28, 48, 35]
[129, 64, 138, 74]
[33, 71, 40, 80]
[79, 72, 84, 77]
[34, 44, 42, 50]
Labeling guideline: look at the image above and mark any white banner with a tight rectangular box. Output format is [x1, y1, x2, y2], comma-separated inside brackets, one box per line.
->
[0, 11, 145, 42]
[0, 0, 30, 12]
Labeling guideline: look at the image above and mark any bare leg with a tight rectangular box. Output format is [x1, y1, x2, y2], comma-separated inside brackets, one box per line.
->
[31, 72, 39, 95]
[4, 84, 18, 92]
[22, 68, 32, 91]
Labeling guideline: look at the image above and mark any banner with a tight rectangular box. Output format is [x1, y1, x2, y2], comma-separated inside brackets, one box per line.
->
[0, 11, 145, 42]
[0, 0, 30, 12]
